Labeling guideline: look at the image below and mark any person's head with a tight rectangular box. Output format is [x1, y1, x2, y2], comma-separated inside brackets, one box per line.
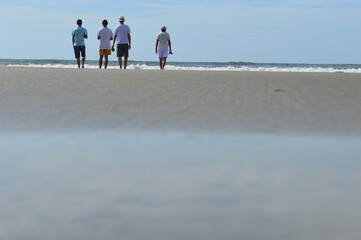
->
[77, 19, 82, 26]
[102, 19, 108, 27]
[118, 16, 125, 24]
[161, 26, 167, 32]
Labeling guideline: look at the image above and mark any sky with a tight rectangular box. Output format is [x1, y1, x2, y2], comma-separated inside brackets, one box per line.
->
[0, 0, 360, 63]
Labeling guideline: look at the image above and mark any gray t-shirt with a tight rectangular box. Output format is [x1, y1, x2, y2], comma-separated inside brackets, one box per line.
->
[157, 32, 170, 50]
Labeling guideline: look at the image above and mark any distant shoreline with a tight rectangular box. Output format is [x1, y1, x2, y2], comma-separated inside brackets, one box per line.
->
[1, 58, 360, 65]
[1, 59, 360, 73]
[1, 66, 357, 74]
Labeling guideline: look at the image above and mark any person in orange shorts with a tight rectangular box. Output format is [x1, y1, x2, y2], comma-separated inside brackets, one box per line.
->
[97, 20, 113, 69]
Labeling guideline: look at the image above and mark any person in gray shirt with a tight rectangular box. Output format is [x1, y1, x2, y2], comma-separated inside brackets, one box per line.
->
[155, 26, 172, 70]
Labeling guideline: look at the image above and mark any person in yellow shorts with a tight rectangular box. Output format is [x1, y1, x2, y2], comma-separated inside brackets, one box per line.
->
[97, 20, 113, 69]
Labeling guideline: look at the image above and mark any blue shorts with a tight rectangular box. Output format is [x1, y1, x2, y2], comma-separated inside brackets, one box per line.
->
[74, 46, 86, 59]
[158, 49, 168, 58]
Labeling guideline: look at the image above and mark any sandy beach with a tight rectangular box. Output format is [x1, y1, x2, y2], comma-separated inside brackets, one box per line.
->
[1, 67, 361, 240]
[1, 67, 360, 136]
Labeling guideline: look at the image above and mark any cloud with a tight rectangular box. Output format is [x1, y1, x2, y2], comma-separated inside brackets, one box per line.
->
[275, 0, 361, 7]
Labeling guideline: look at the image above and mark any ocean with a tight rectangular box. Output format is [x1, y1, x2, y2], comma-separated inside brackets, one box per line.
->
[1, 58, 360, 73]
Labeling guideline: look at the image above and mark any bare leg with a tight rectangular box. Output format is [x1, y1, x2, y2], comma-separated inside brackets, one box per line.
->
[124, 57, 128, 69]
[104, 55, 109, 69]
[76, 58, 81, 68]
[118, 57, 123, 69]
[159, 58, 167, 70]
[99, 55, 103, 69]
[82, 57, 86, 68]
[162, 57, 167, 70]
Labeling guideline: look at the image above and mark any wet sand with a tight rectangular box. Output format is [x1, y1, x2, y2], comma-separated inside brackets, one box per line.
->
[0, 68, 360, 136]
[1, 68, 361, 240]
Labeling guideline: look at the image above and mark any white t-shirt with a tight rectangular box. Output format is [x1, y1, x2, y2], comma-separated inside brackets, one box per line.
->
[97, 27, 113, 49]
[157, 32, 170, 50]
[114, 24, 131, 44]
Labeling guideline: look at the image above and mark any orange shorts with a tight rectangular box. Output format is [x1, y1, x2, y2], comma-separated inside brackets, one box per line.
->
[99, 49, 111, 55]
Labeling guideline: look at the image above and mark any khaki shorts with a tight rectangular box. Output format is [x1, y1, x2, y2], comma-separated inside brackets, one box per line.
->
[99, 49, 112, 56]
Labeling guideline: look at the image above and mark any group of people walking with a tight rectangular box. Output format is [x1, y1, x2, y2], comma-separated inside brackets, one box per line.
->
[71, 16, 172, 70]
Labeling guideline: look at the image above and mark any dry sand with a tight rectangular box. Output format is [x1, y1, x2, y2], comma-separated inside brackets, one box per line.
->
[0, 67, 360, 136]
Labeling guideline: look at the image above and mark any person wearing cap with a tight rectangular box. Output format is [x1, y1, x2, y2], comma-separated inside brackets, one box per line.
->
[155, 26, 172, 70]
[112, 16, 131, 69]
[72, 19, 88, 68]
[97, 19, 113, 69]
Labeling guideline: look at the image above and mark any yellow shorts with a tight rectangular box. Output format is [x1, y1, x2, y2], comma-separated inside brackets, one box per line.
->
[99, 49, 112, 55]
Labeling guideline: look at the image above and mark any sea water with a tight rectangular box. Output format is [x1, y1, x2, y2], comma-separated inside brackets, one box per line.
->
[1, 58, 361, 73]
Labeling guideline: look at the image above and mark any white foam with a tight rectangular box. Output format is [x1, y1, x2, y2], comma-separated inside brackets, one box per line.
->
[5, 63, 361, 73]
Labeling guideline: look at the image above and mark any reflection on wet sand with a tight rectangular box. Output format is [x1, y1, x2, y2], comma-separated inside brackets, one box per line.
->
[1, 132, 361, 240]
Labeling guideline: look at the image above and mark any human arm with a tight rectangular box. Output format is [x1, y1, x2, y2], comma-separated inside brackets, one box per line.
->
[128, 33, 131, 49]
[168, 39, 172, 54]
[155, 40, 159, 54]
[84, 29, 88, 39]
[112, 35, 117, 49]
[72, 30, 75, 47]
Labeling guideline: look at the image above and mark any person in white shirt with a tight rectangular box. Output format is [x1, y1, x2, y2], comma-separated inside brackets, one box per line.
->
[97, 20, 113, 69]
[155, 26, 172, 70]
[112, 16, 131, 69]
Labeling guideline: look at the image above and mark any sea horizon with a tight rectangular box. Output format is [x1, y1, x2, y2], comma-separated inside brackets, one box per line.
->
[1, 58, 361, 73]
